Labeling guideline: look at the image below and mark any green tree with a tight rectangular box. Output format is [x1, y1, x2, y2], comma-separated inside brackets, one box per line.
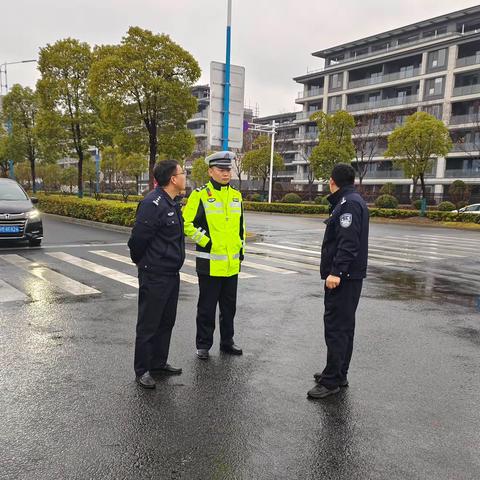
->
[38, 163, 62, 193]
[116, 153, 148, 201]
[0, 126, 13, 177]
[100, 145, 120, 189]
[448, 180, 471, 209]
[242, 136, 284, 194]
[385, 112, 452, 199]
[83, 156, 97, 197]
[37, 38, 96, 197]
[309, 110, 355, 181]
[14, 162, 32, 190]
[61, 166, 77, 193]
[89, 27, 201, 189]
[191, 157, 209, 187]
[1, 85, 40, 191]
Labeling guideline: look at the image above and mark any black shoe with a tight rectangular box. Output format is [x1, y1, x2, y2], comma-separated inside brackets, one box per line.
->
[136, 371, 156, 389]
[220, 343, 243, 355]
[196, 349, 209, 360]
[151, 364, 182, 375]
[307, 384, 340, 399]
[313, 372, 348, 387]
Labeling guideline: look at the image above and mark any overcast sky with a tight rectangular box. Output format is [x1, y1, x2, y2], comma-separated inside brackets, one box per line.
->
[1, 0, 479, 116]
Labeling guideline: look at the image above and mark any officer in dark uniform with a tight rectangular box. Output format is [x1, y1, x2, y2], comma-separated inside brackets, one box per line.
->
[128, 160, 186, 389]
[307, 163, 369, 399]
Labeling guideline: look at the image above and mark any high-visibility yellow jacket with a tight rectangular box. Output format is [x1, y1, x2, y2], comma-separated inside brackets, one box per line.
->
[183, 179, 245, 277]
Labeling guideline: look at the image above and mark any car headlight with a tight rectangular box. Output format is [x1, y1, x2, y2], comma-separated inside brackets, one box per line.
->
[26, 209, 40, 219]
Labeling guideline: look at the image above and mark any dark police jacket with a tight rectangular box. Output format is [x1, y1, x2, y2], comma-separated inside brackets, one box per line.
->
[320, 185, 369, 280]
[128, 187, 185, 275]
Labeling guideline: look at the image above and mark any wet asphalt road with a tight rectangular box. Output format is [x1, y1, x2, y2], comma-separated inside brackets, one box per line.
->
[0, 213, 479, 480]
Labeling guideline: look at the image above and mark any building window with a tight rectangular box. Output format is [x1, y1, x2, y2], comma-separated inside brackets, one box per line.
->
[423, 27, 447, 38]
[372, 42, 389, 53]
[328, 95, 342, 112]
[398, 34, 419, 46]
[423, 104, 443, 119]
[427, 48, 448, 72]
[329, 73, 343, 91]
[425, 77, 445, 99]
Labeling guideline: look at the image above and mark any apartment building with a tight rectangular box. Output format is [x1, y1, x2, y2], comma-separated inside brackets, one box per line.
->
[293, 5, 480, 201]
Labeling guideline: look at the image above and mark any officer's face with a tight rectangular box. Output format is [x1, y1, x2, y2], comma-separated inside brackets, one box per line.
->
[171, 165, 186, 192]
[209, 167, 232, 185]
[329, 177, 339, 194]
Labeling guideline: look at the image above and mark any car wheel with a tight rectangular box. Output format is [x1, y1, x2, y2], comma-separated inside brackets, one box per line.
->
[29, 239, 42, 247]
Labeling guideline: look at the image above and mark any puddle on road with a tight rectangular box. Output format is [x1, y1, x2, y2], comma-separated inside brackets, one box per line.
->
[366, 266, 480, 311]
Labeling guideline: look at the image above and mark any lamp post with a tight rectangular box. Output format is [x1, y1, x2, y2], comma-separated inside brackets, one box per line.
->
[0, 59, 37, 95]
[222, 0, 232, 150]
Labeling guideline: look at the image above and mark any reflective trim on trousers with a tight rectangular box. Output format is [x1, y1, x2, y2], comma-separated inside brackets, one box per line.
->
[196, 252, 229, 261]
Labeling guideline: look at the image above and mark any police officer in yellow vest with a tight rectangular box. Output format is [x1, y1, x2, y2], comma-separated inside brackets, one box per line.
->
[183, 151, 245, 360]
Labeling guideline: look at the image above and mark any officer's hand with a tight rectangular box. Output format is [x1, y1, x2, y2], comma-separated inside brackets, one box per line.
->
[326, 275, 341, 289]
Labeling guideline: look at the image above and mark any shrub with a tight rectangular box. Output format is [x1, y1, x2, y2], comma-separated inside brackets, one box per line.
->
[437, 201, 455, 212]
[375, 194, 399, 209]
[281, 193, 302, 204]
[379, 183, 395, 196]
[314, 195, 330, 205]
[37, 195, 137, 226]
[411, 199, 422, 210]
[247, 193, 263, 202]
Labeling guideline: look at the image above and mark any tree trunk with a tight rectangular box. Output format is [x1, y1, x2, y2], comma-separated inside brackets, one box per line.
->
[419, 173, 426, 199]
[148, 125, 158, 191]
[77, 148, 84, 198]
[262, 176, 267, 196]
[30, 158, 36, 194]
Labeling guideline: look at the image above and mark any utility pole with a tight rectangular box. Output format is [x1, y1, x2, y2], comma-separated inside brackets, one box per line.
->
[222, 0, 232, 150]
[247, 121, 277, 203]
[0, 59, 36, 95]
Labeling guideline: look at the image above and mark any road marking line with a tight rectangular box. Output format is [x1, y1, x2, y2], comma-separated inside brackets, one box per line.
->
[0, 279, 28, 302]
[89, 250, 198, 284]
[256, 242, 322, 256]
[377, 237, 478, 254]
[47, 251, 138, 288]
[1, 254, 100, 296]
[247, 245, 320, 263]
[185, 249, 297, 274]
[246, 252, 319, 271]
[382, 235, 478, 249]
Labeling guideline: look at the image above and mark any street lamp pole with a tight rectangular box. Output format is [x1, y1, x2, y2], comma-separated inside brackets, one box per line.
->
[222, 0, 232, 150]
[0, 59, 36, 95]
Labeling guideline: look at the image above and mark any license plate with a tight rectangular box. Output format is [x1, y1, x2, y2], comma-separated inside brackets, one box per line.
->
[0, 226, 20, 234]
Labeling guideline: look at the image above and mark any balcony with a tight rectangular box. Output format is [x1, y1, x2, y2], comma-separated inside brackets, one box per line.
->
[275, 170, 297, 178]
[364, 170, 406, 179]
[188, 111, 208, 122]
[449, 113, 480, 125]
[445, 168, 480, 178]
[348, 68, 421, 90]
[456, 54, 480, 68]
[347, 95, 418, 113]
[297, 87, 324, 100]
[450, 142, 480, 152]
[294, 132, 318, 142]
[325, 31, 460, 68]
[452, 84, 480, 97]
[295, 110, 321, 121]
[190, 127, 207, 136]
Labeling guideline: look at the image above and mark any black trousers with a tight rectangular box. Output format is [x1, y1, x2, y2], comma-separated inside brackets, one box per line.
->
[196, 274, 238, 350]
[320, 279, 363, 389]
[134, 270, 180, 376]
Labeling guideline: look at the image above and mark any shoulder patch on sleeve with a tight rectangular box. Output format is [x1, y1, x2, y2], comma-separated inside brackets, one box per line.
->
[339, 213, 352, 228]
[152, 195, 162, 206]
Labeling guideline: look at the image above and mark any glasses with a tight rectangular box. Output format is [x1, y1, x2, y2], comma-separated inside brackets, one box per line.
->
[172, 170, 186, 177]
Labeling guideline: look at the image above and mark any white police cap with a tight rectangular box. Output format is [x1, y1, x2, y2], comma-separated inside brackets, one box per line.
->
[205, 151, 235, 168]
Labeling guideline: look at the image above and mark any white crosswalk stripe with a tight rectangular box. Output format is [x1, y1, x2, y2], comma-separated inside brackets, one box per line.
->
[185, 249, 297, 275]
[182, 258, 256, 279]
[90, 250, 198, 284]
[0, 279, 28, 303]
[47, 252, 139, 288]
[0, 254, 100, 296]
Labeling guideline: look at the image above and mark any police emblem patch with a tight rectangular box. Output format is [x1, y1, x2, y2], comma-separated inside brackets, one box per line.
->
[340, 213, 352, 228]
[233, 198, 240, 202]
[207, 198, 216, 203]
[167, 211, 174, 216]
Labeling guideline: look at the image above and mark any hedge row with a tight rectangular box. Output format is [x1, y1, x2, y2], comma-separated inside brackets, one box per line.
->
[38, 195, 137, 227]
[37, 196, 480, 226]
[244, 201, 480, 224]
